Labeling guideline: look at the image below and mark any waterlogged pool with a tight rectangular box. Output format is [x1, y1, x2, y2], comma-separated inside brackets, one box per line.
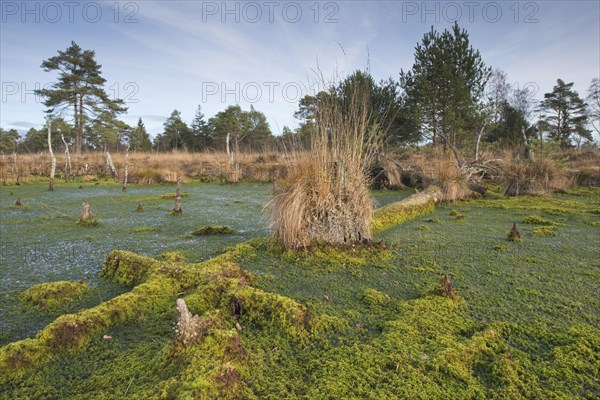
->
[0, 181, 410, 344]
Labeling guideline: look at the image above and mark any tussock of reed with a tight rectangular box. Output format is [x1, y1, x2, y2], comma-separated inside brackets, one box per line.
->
[416, 153, 474, 203]
[503, 156, 573, 197]
[268, 74, 382, 249]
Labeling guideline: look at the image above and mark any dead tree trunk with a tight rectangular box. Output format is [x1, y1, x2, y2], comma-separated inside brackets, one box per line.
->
[47, 119, 56, 191]
[474, 123, 486, 162]
[105, 150, 117, 178]
[173, 176, 183, 214]
[122, 145, 130, 192]
[61, 134, 72, 182]
[78, 200, 95, 225]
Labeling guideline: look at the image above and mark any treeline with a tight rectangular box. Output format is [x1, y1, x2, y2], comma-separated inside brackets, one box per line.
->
[1, 24, 598, 156]
[0, 104, 273, 154]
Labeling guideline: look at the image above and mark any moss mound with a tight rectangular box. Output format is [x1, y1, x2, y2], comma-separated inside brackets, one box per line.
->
[192, 226, 235, 236]
[19, 281, 88, 312]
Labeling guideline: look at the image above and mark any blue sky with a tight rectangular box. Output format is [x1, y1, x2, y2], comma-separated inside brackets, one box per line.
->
[1, 0, 599, 138]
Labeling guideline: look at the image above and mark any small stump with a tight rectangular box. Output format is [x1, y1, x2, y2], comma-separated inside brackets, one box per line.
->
[508, 222, 522, 242]
[77, 200, 98, 226]
[172, 176, 183, 215]
[435, 274, 459, 300]
[14, 197, 22, 206]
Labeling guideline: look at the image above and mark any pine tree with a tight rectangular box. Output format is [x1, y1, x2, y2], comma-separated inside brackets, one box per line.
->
[538, 79, 591, 147]
[191, 106, 210, 151]
[35, 41, 127, 154]
[130, 118, 152, 151]
[400, 23, 490, 154]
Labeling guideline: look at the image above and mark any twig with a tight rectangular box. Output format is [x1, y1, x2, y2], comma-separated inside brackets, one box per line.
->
[124, 377, 134, 396]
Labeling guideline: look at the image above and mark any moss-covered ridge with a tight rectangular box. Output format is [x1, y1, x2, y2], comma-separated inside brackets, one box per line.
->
[0, 243, 311, 391]
[19, 280, 89, 312]
[372, 187, 439, 232]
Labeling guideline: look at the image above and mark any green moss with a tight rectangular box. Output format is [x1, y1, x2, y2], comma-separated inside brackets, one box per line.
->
[132, 226, 160, 233]
[473, 195, 600, 215]
[160, 251, 186, 263]
[532, 226, 558, 237]
[523, 215, 562, 226]
[361, 288, 390, 306]
[192, 225, 235, 236]
[101, 250, 161, 286]
[372, 198, 435, 232]
[19, 281, 88, 312]
[493, 244, 509, 252]
[76, 218, 99, 227]
[159, 192, 188, 199]
[230, 286, 311, 338]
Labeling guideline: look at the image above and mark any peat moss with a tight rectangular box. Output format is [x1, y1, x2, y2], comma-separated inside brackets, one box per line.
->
[372, 196, 435, 232]
[132, 226, 160, 233]
[160, 251, 187, 263]
[159, 192, 189, 199]
[532, 226, 558, 237]
[76, 218, 100, 227]
[523, 215, 563, 226]
[101, 250, 161, 286]
[19, 281, 89, 312]
[193, 225, 235, 236]
[361, 288, 390, 306]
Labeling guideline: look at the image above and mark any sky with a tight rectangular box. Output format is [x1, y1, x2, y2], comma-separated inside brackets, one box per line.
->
[1, 0, 599, 138]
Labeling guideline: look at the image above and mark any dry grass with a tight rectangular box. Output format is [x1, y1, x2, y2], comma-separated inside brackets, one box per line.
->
[413, 152, 474, 203]
[502, 155, 573, 197]
[268, 74, 383, 248]
[0, 150, 287, 185]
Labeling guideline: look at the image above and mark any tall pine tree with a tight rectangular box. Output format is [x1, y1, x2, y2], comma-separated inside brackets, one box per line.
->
[538, 79, 591, 147]
[36, 41, 127, 154]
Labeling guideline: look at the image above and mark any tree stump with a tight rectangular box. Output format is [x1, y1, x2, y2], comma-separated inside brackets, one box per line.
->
[508, 222, 522, 242]
[174, 298, 207, 348]
[435, 274, 459, 299]
[77, 200, 97, 226]
[172, 177, 183, 214]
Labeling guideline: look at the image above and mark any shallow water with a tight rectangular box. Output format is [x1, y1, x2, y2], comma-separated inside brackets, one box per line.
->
[0, 181, 411, 344]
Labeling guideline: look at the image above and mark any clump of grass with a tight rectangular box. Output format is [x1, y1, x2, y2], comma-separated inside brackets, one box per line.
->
[192, 226, 234, 236]
[424, 155, 474, 202]
[508, 223, 523, 242]
[135, 204, 144, 212]
[532, 226, 558, 237]
[268, 72, 383, 248]
[427, 217, 441, 223]
[417, 225, 430, 231]
[19, 281, 88, 312]
[361, 288, 390, 306]
[503, 157, 572, 197]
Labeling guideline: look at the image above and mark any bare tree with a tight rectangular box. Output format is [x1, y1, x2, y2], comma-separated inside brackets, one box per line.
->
[47, 118, 56, 191]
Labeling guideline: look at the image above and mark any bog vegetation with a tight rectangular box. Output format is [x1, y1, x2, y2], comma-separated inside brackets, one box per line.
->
[1, 22, 599, 399]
